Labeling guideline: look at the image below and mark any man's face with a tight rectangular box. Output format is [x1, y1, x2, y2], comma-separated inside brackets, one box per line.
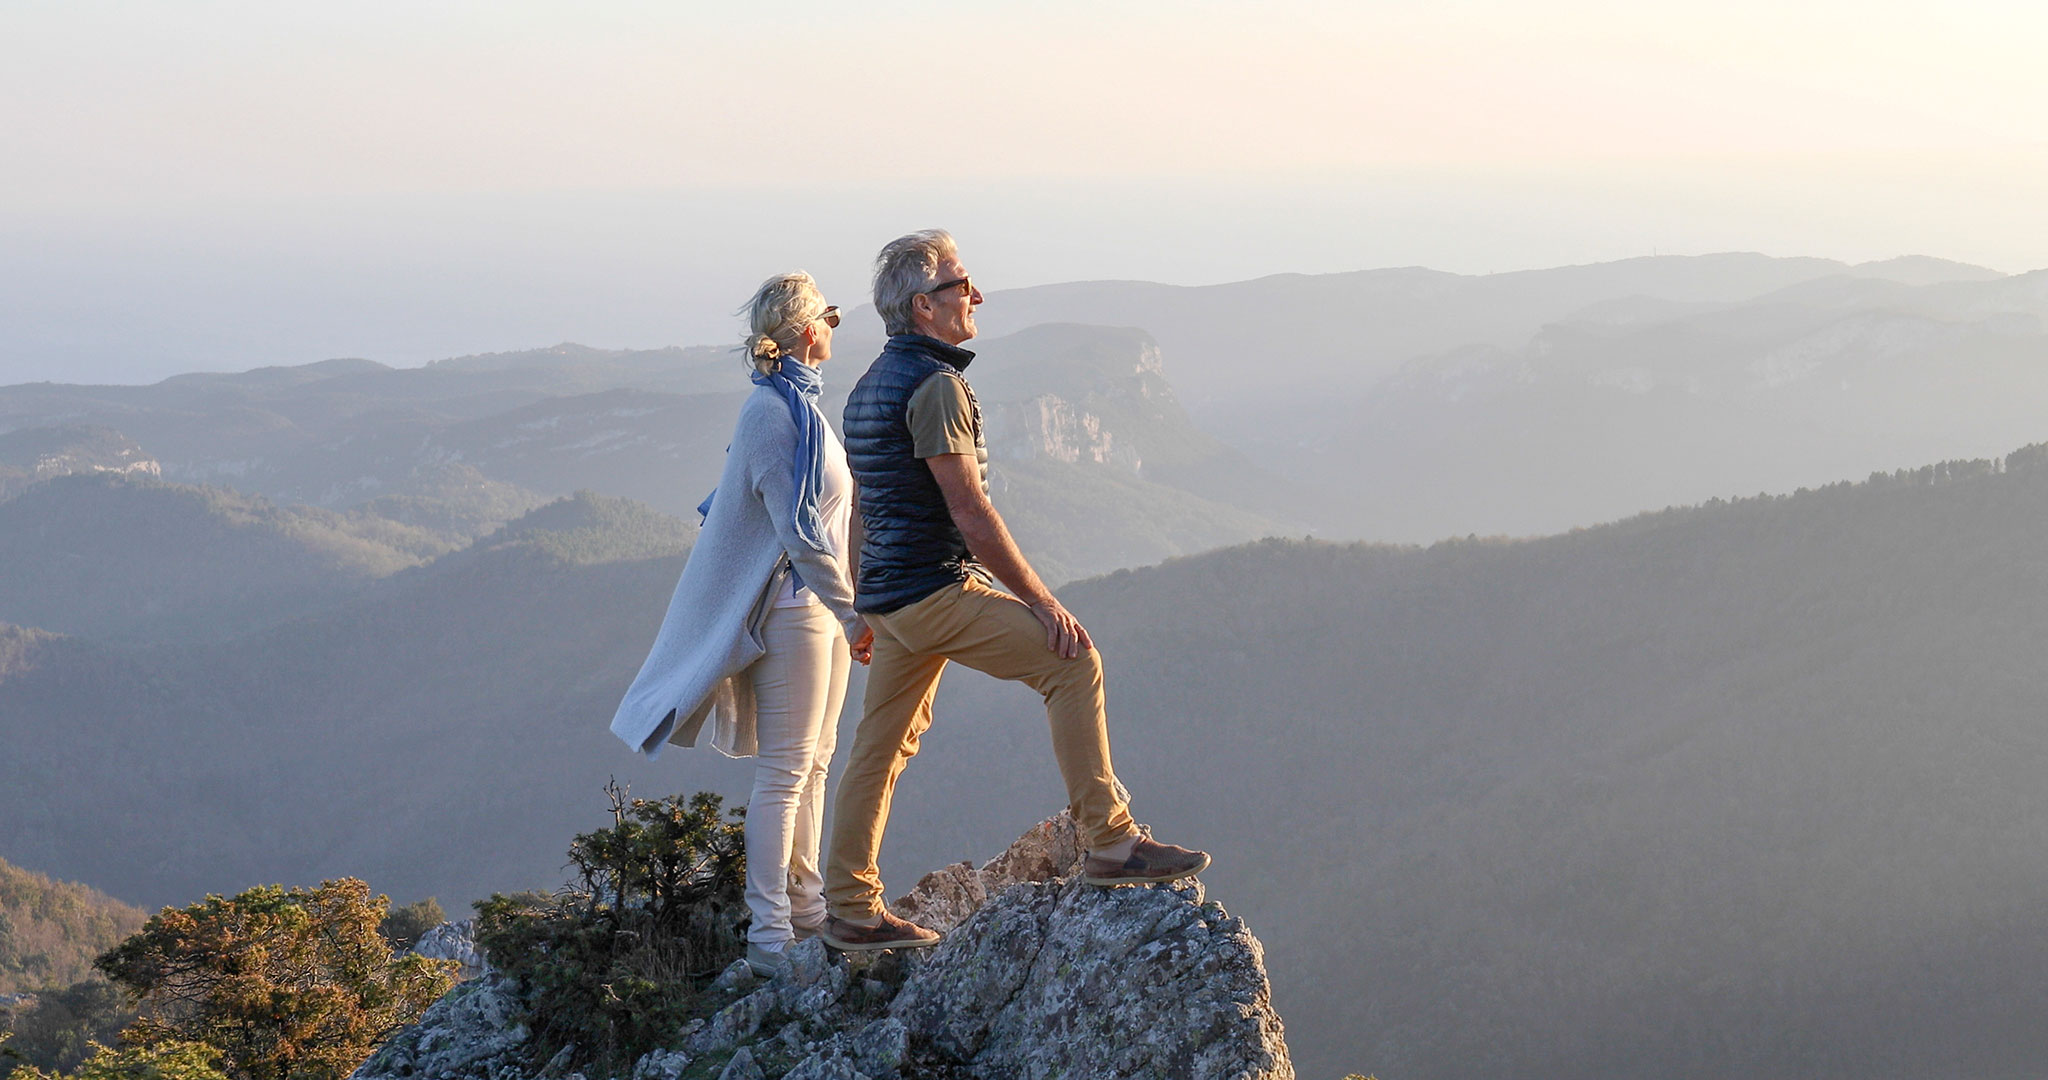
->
[913, 255, 983, 345]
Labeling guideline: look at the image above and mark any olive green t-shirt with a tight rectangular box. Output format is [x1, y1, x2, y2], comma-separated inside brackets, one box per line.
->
[906, 373, 989, 490]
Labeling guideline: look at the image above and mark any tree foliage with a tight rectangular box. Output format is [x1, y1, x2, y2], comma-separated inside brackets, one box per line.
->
[5, 1038, 229, 1080]
[0, 978, 133, 1077]
[92, 880, 454, 1080]
[473, 785, 746, 1078]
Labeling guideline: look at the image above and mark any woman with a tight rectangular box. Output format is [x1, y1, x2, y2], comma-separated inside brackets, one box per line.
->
[610, 271, 871, 979]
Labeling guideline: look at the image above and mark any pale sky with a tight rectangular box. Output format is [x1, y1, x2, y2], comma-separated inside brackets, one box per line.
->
[5, 0, 2047, 383]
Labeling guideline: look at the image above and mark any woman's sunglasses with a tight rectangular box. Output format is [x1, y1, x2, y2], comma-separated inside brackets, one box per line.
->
[816, 305, 841, 328]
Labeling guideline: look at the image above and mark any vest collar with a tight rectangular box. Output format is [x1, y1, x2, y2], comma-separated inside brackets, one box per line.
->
[887, 333, 977, 372]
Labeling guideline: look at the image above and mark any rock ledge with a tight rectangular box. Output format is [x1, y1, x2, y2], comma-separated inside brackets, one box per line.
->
[353, 813, 1292, 1080]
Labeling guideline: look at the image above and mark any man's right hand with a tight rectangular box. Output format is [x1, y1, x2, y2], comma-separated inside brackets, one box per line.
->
[1029, 597, 1094, 659]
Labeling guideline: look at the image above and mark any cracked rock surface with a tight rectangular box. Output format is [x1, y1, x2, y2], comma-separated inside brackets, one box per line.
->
[352, 812, 1292, 1080]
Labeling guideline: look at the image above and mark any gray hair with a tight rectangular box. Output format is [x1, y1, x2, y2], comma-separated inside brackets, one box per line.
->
[739, 271, 827, 374]
[872, 229, 958, 336]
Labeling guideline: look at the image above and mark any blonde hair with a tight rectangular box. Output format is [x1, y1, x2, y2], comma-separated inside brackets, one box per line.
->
[739, 271, 827, 375]
[872, 229, 957, 336]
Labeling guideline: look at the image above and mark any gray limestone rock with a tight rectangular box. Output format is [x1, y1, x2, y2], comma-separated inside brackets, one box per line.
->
[356, 811, 1291, 1080]
[686, 986, 777, 1056]
[780, 1056, 870, 1080]
[718, 1045, 765, 1080]
[412, 918, 489, 979]
[350, 975, 529, 1080]
[628, 1047, 692, 1080]
[884, 812, 1088, 933]
[889, 876, 1288, 1079]
[710, 957, 757, 994]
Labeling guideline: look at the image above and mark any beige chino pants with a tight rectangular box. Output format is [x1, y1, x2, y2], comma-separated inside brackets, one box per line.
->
[825, 576, 1138, 920]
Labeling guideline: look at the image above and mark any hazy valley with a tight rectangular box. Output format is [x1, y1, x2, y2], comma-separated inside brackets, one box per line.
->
[7, 252, 2048, 1079]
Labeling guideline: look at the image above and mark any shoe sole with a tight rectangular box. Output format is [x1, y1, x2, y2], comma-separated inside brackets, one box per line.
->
[1083, 852, 1212, 886]
[820, 931, 943, 952]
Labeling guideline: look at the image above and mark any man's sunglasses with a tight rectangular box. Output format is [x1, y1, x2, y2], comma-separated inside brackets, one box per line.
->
[924, 277, 973, 297]
[815, 305, 841, 328]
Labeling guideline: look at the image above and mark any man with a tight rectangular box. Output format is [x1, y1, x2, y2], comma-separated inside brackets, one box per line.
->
[821, 229, 1210, 951]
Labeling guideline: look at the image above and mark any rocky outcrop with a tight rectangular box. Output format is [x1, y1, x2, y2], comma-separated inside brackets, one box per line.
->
[412, 919, 489, 980]
[353, 813, 1291, 1080]
[0, 424, 160, 502]
[984, 397, 1141, 472]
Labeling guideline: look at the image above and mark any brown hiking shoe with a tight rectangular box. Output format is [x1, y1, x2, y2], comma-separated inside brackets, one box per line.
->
[1083, 836, 1212, 886]
[820, 909, 942, 952]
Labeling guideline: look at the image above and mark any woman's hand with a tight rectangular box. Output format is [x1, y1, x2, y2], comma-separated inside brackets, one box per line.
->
[848, 617, 875, 665]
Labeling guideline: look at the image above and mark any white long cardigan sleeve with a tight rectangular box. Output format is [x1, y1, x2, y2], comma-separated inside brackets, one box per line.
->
[609, 385, 859, 760]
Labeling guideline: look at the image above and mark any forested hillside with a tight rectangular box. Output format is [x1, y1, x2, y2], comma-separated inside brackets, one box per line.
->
[0, 473, 445, 644]
[905, 446, 2048, 1080]
[0, 858, 145, 994]
[0, 492, 709, 908]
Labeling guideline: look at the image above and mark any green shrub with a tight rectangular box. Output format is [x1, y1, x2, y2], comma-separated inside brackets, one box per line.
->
[375, 900, 445, 952]
[473, 785, 746, 1078]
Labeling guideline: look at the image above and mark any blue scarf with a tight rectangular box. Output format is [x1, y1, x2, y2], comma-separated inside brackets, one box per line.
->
[696, 358, 830, 555]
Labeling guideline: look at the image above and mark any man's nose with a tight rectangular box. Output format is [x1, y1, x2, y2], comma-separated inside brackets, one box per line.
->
[969, 287, 984, 305]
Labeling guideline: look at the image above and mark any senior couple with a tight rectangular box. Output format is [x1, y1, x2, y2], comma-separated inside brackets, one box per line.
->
[611, 230, 1207, 978]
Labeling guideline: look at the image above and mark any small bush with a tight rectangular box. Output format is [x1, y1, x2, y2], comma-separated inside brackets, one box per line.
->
[473, 785, 746, 1078]
[375, 900, 445, 952]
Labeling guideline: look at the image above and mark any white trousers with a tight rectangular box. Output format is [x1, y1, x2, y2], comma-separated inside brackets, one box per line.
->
[743, 600, 850, 945]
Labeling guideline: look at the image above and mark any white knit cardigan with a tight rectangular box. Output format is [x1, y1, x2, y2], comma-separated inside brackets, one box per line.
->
[609, 384, 859, 760]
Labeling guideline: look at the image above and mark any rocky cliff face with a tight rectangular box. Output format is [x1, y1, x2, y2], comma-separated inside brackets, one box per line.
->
[355, 814, 1292, 1080]
[983, 396, 1141, 471]
[0, 424, 160, 502]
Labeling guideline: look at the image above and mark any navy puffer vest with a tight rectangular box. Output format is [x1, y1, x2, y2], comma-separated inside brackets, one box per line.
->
[843, 334, 986, 614]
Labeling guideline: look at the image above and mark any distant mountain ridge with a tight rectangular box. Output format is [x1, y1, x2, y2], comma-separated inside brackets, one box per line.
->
[1328, 267, 2048, 539]
[6, 252, 2028, 551]
[967, 252, 2005, 413]
[0, 322, 1292, 585]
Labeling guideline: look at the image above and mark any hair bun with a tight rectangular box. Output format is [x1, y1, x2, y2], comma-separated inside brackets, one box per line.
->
[750, 335, 782, 361]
